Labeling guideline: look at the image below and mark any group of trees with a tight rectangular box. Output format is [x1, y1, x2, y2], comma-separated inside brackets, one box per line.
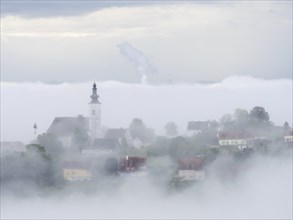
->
[1, 144, 64, 194]
[129, 118, 156, 143]
[220, 106, 272, 134]
[147, 135, 218, 161]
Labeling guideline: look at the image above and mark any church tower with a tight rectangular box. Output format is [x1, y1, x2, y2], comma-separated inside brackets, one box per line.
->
[88, 82, 101, 141]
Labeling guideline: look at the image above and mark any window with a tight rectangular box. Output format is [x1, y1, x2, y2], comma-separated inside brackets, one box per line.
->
[92, 110, 96, 115]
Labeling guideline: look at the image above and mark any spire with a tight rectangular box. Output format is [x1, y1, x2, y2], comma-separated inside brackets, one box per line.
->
[33, 123, 38, 142]
[89, 82, 101, 104]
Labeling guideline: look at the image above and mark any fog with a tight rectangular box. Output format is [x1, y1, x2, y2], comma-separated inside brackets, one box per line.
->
[1, 75, 292, 143]
[1, 154, 292, 219]
[1, 75, 292, 219]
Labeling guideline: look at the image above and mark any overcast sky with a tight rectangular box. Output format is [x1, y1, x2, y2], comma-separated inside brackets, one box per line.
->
[1, 1, 292, 83]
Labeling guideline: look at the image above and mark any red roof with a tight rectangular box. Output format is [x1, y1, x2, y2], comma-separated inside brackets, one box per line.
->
[218, 131, 253, 140]
[119, 156, 146, 172]
[178, 157, 204, 170]
[284, 130, 293, 136]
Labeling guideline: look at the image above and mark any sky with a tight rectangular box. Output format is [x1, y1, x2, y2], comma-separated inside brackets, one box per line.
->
[1, 1, 292, 83]
[0, 1, 292, 142]
[1, 3, 292, 218]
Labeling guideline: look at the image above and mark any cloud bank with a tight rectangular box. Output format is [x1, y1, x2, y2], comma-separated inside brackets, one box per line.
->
[1, 76, 292, 143]
[1, 154, 292, 219]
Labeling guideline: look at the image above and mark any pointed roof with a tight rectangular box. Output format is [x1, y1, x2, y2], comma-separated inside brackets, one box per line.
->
[89, 82, 101, 104]
[217, 131, 253, 140]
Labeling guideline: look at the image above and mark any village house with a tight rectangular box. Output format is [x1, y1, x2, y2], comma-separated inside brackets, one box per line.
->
[47, 115, 88, 148]
[105, 128, 132, 146]
[186, 121, 210, 136]
[119, 155, 147, 177]
[82, 138, 119, 157]
[131, 137, 148, 149]
[217, 131, 253, 150]
[63, 160, 92, 181]
[247, 137, 271, 150]
[284, 130, 293, 144]
[176, 157, 205, 181]
[119, 156, 146, 172]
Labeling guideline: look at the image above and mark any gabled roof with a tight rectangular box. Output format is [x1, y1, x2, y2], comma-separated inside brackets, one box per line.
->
[187, 121, 209, 130]
[178, 157, 204, 170]
[47, 116, 88, 137]
[218, 131, 253, 140]
[105, 128, 127, 139]
[92, 138, 119, 150]
[119, 156, 146, 172]
[284, 130, 293, 136]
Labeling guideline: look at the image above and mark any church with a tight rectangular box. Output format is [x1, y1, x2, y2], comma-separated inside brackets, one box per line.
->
[48, 83, 133, 154]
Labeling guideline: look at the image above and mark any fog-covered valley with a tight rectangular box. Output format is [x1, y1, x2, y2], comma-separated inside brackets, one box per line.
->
[1, 153, 292, 219]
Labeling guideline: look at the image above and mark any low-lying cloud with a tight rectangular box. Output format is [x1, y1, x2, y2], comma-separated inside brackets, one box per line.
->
[1, 75, 292, 143]
[1, 154, 292, 219]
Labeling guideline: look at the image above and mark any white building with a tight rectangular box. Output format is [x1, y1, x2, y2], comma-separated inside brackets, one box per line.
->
[178, 170, 205, 181]
[82, 138, 119, 157]
[88, 82, 102, 141]
[284, 130, 293, 144]
[177, 157, 205, 181]
[218, 131, 253, 150]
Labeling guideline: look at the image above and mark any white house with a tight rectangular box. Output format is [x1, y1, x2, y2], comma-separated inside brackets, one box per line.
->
[218, 131, 253, 150]
[284, 130, 293, 144]
[186, 121, 210, 136]
[177, 157, 205, 181]
[82, 138, 119, 157]
[63, 160, 92, 181]
[105, 128, 132, 146]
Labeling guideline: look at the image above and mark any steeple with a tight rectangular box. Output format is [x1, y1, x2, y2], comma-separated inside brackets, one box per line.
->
[88, 82, 102, 141]
[90, 82, 101, 104]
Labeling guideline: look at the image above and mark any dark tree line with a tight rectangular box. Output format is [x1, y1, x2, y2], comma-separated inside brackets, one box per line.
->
[1, 144, 64, 195]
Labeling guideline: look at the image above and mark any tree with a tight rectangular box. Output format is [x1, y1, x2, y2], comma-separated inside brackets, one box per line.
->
[219, 114, 234, 130]
[169, 136, 188, 159]
[165, 122, 178, 136]
[26, 143, 64, 187]
[234, 108, 249, 123]
[37, 133, 63, 157]
[148, 136, 170, 157]
[283, 121, 290, 134]
[26, 144, 49, 160]
[249, 106, 271, 127]
[129, 118, 155, 143]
